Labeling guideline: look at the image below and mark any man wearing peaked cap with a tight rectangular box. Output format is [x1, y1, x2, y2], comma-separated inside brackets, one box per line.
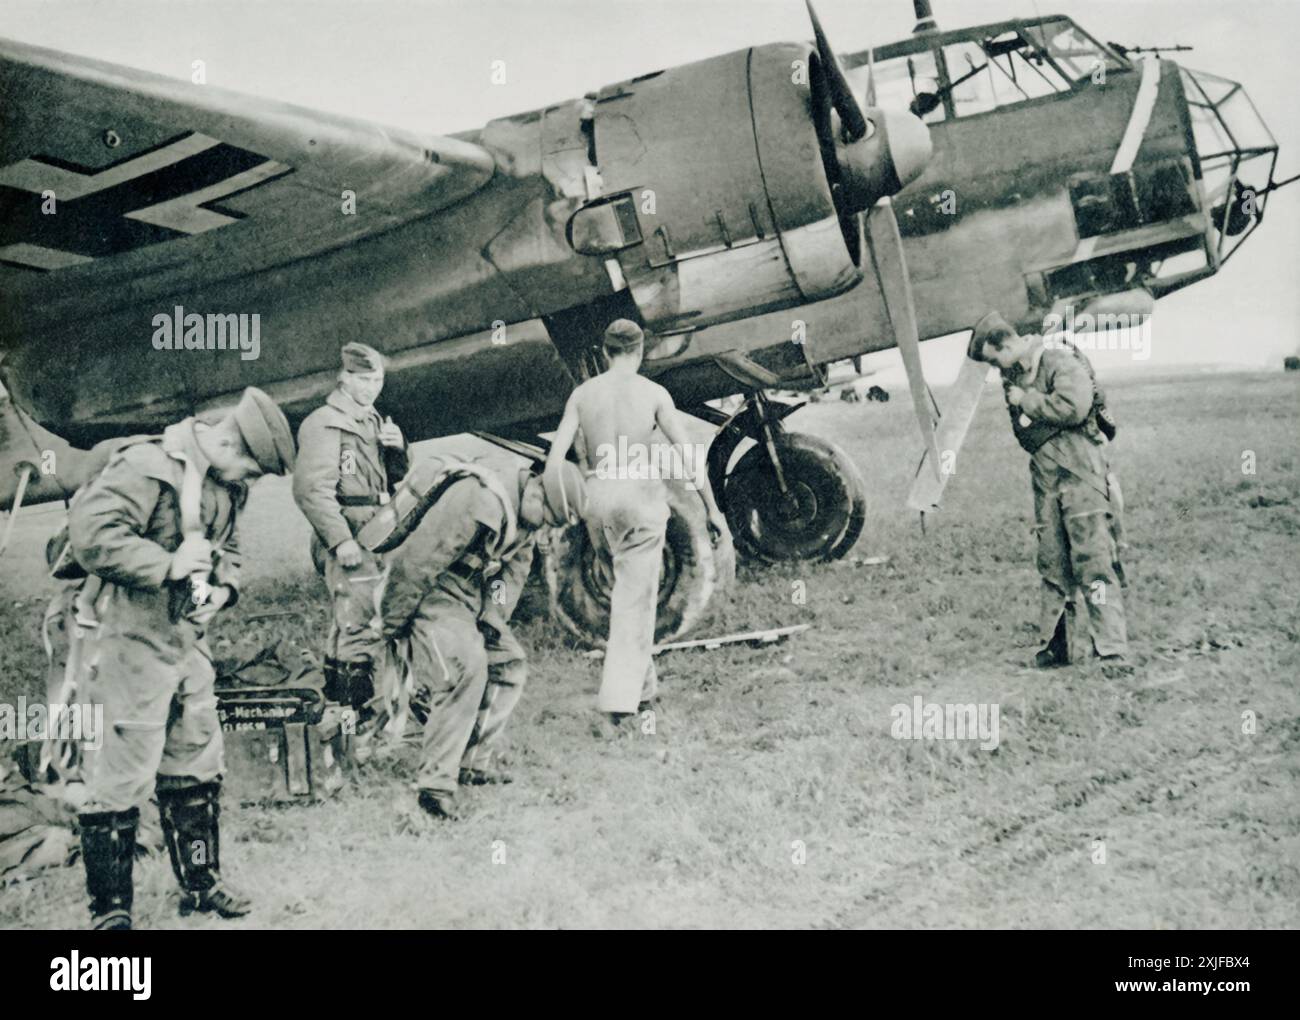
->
[65, 386, 294, 929]
[293, 343, 410, 729]
[374, 457, 585, 820]
[232, 386, 296, 475]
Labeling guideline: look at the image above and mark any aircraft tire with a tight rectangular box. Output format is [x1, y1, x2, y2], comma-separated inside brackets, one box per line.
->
[542, 478, 735, 649]
[723, 433, 865, 562]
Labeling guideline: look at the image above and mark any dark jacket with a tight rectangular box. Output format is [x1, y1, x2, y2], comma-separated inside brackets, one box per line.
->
[67, 420, 243, 650]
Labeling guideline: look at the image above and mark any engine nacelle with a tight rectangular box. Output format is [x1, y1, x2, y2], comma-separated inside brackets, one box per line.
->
[570, 43, 862, 334]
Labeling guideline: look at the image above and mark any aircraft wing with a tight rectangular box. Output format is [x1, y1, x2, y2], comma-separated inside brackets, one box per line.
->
[0, 37, 495, 336]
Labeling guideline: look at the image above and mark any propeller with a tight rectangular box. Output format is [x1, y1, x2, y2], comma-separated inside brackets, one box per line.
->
[806, 3, 943, 486]
[806, 2, 932, 218]
[865, 200, 942, 482]
[806, 0, 869, 141]
[906, 354, 992, 512]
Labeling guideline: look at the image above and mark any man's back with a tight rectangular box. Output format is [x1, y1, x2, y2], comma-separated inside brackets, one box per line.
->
[543, 317, 728, 720]
[571, 371, 667, 471]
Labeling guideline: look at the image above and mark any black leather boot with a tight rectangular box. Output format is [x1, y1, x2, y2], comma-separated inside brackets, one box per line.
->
[157, 782, 251, 919]
[346, 660, 377, 726]
[1034, 611, 1072, 668]
[321, 656, 350, 704]
[79, 808, 138, 930]
[417, 788, 460, 821]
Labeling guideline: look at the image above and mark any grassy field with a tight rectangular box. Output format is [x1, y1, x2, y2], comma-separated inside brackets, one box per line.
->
[2, 369, 1298, 929]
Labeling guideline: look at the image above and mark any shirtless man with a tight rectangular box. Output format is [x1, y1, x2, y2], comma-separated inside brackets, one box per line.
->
[544, 319, 727, 725]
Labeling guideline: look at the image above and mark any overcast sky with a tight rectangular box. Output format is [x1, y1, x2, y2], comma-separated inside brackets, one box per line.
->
[2, 0, 1297, 378]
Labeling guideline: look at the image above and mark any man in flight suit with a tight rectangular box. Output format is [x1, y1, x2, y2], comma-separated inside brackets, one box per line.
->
[544, 319, 727, 728]
[293, 342, 409, 726]
[381, 460, 587, 820]
[970, 311, 1130, 673]
[68, 387, 295, 930]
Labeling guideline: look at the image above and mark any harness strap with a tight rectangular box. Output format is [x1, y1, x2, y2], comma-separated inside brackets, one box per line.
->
[1037, 439, 1113, 503]
[174, 454, 209, 604]
[448, 461, 517, 558]
[358, 458, 519, 559]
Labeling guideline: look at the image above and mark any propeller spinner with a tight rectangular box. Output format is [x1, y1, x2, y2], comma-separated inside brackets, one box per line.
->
[806, 0, 932, 215]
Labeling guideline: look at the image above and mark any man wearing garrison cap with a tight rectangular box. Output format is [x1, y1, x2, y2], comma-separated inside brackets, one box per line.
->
[67, 387, 294, 929]
[545, 319, 728, 732]
[293, 342, 410, 727]
[969, 311, 1130, 675]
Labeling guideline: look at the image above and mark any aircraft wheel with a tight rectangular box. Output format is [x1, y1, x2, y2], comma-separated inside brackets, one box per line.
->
[543, 479, 734, 649]
[724, 433, 865, 562]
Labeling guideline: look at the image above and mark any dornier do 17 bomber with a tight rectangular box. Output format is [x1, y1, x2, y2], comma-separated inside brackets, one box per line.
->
[0, 2, 1289, 646]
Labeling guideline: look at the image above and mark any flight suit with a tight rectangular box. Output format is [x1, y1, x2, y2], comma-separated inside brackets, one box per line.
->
[65, 387, 292, 930]
[293, 388, 409, 668]
[1006, 344, 1128, 660]
[68, 421, 242, 813]
[585, 476, 669, 714]
[382, 476, 536, 797]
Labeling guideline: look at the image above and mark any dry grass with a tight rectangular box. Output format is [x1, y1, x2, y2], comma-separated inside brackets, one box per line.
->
[2, 369, 1298, 928]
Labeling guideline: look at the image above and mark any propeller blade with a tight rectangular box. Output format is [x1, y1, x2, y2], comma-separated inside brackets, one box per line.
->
[806, 0, 869, 142]
[865, 38, 877, 107]
[866, 200, 942, 481]
[906, 355, 992, 512]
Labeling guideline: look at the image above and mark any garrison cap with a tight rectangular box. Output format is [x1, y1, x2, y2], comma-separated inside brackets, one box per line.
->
[541, 461, 587, 527]
[969, 310, 1017, 361]
[603, 319, 645, 353]
[341, 342, 385, 374]
[232, 387, 295, 475]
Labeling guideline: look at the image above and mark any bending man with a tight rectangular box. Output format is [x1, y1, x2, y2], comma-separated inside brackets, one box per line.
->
[381, 459, 586, 820]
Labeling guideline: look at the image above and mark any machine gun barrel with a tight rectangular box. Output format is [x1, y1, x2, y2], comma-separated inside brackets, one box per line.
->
[1108, 41, 1193, 56]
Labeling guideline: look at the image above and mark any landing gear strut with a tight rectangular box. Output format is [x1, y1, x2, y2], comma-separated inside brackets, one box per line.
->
[697, 392, 865, 563]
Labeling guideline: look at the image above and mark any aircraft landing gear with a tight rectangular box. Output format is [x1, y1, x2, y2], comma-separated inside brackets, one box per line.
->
[699, 392, 865, 563]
